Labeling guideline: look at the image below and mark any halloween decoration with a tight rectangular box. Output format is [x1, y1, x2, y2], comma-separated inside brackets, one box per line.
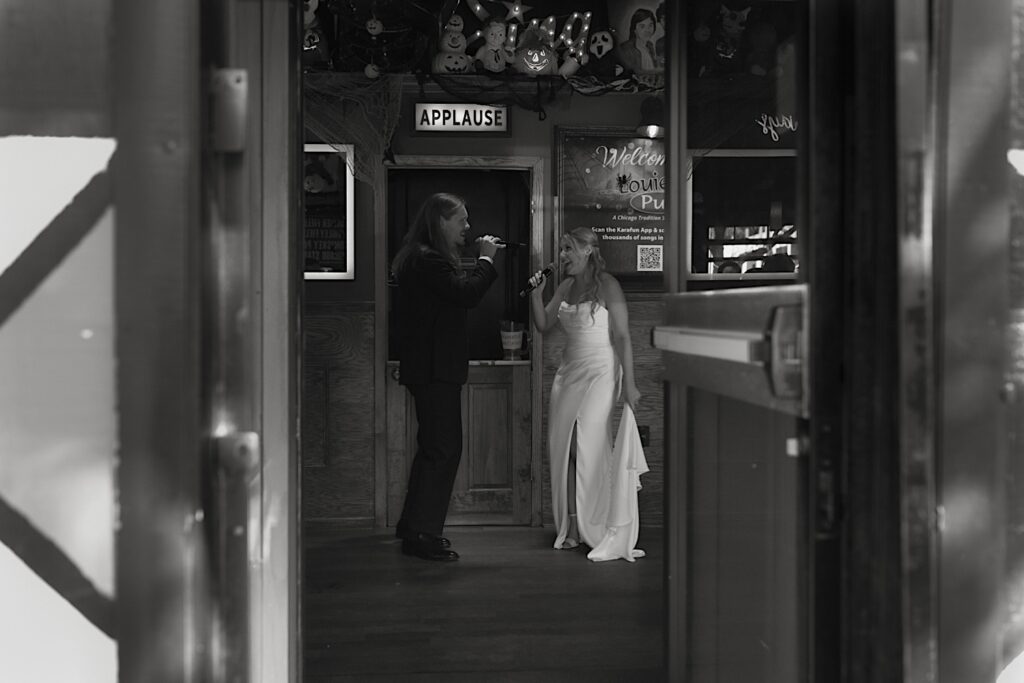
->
[302, 0, 331, 67]
[502, 1, 532, 23]
[706, 4, 750, 76]
[444, 13, 465, 34]
[433, 22, 471, 74]
[365, 17, 384, 36]
[512, 25, 558, 76]
[474, 19, 516, 73]
[581, 29, 624, 79]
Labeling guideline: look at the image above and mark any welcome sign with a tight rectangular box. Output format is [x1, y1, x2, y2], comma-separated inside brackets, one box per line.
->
[414, 103, 508, 133]
[556, 127, 665, 289]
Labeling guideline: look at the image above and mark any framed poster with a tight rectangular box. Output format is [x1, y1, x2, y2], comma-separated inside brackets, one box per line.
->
[555, 127, 665, 291]
[303, 143, 355, 280]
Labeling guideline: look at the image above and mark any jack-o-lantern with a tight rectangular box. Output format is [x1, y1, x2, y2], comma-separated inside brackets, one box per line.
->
[432, 26, 470, 74]
[513, 27, 558, 77]
[365, 18, 384, 36]
[433, 52, 471, 73]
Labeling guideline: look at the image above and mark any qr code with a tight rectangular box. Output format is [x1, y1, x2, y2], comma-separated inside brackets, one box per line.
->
[636, 245, 663, 272]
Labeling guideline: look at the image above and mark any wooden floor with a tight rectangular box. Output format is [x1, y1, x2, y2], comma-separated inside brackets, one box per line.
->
[302, 525, 666, 682]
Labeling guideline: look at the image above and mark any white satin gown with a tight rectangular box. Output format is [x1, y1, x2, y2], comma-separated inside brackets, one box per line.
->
[549, 301, 650, 562]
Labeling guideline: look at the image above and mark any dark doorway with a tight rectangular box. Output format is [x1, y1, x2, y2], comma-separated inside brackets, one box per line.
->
[387, 168, 532, 361]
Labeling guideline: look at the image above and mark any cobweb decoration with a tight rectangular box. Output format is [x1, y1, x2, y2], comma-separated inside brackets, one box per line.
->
[304, 72, 405, 185]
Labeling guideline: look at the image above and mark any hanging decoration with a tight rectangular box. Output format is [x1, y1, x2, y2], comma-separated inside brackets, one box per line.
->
[502, 1, 533, 22]
[303, 0, 333, 68]
[309, 1, 665, 103]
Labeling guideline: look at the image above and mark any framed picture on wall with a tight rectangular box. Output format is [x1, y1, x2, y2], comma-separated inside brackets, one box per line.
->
[555, 126, 665, 292]
[303, 143, 355, 280]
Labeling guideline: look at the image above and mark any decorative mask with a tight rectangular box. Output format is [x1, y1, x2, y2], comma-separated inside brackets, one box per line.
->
[589, 30, 614, 60]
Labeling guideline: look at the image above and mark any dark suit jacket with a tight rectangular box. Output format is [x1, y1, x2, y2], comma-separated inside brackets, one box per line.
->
[394, 248, 498, 386]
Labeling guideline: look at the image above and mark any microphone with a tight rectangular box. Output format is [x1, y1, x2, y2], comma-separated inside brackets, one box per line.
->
[476, 236, 525, 248]
[519, 262, 555, 297]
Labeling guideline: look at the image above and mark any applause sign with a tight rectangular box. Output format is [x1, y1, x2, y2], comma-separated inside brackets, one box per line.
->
[414, 103, 508, 133]
[556, 128, 665, 287]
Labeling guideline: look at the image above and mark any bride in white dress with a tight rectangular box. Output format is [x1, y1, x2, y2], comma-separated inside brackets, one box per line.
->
[527, 227, 648, 562]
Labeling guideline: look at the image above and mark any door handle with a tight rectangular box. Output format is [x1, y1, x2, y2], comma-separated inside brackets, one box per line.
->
[765, 305, 803, 399]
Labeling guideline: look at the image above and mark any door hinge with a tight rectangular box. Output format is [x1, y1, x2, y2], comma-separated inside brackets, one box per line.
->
[209, 68, 248, 153]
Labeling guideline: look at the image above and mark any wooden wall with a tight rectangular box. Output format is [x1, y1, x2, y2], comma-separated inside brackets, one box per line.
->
[302, 301, 376, 526]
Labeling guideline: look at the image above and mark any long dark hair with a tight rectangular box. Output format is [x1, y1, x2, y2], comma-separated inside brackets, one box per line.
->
[628, 8, 656, 42]
[391, 192, 465, 275]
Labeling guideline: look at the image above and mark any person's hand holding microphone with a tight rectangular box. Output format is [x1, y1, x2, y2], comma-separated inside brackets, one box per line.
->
[475, 234, 503, 260]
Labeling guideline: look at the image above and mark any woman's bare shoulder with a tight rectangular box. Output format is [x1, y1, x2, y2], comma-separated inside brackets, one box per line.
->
[599, 272, 624, 300]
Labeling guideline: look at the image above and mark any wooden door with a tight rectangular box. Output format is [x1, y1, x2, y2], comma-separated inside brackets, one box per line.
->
[387, 362, 532, 525]
[660, 1, 845, 681]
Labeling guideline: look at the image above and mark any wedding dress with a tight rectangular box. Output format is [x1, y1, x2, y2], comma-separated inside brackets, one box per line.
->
[549, 301, 649, 562]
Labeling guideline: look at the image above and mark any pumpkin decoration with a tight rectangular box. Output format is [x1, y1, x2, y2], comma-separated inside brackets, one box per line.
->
[512, 26, 557, 77]
[432, 26, 471, 74]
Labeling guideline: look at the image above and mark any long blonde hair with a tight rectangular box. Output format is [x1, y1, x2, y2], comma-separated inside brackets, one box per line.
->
[562, 227, 607, 319]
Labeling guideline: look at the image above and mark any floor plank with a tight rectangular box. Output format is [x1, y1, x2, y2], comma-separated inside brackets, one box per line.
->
[303, 526, 665, 682]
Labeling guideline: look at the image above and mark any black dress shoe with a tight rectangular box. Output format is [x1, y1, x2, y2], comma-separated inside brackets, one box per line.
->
[401, 534, 459, 562]
[396, 529, 451, 548]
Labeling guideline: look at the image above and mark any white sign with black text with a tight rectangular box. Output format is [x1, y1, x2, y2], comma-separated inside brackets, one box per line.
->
[415, 103, 508, 133]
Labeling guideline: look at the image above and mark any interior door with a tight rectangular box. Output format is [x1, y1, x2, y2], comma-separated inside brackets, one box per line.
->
[384, 164, 534, 525]
[659, 1, 843, 681]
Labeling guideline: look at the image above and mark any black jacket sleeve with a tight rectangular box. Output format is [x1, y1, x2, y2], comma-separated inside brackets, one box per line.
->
[412, 251, 497, 308]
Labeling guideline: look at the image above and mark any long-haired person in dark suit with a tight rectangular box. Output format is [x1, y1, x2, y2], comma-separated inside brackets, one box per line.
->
[391, 192, 502, 561]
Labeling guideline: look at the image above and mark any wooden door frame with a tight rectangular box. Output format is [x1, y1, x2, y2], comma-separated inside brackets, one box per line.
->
[113, 0, 206, 680]
[373, 155, 546, 527]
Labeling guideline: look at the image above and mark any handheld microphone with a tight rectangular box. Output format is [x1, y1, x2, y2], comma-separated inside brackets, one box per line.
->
[476, 237, 525, 248]
[519, 262, 555, 297]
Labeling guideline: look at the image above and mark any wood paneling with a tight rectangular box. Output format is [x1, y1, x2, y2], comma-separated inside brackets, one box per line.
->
[688, 393, 800, 681]
[540, 295, 665, 528]
[385, 362, 532, 526]
[302, 303, 375, 525]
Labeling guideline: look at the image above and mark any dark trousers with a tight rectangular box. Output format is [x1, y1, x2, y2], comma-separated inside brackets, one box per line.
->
[397, 382, 463, 537]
